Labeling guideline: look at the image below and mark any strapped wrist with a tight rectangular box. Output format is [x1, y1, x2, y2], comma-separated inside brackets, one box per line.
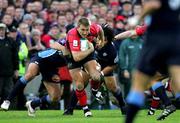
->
[101, 71, 104, 76]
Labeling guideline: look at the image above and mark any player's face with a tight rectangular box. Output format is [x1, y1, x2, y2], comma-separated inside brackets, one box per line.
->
[77, 24, 90, 38]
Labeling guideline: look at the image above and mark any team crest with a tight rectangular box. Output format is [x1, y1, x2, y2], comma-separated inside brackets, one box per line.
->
[103, 52, 107, 56]
[73, 40, 78, 46]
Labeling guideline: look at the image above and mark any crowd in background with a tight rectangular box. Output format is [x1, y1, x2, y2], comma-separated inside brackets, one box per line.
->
[0, 0, 144, 110]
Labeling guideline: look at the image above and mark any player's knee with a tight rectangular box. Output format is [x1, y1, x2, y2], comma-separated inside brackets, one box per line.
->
[90, 72, 101, 82]
[50, 95, 61, 102]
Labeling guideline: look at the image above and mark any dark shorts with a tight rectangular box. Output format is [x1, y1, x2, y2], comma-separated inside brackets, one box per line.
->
[137, 31, 180, 76]
[30, 49, 67, 82]
[68, 52, 96, 69]
[100, 64, 114, 77]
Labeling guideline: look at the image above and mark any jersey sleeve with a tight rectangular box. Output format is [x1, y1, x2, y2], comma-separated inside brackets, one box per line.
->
[41, 35, 52, 48]
[66, 30, 81, 51]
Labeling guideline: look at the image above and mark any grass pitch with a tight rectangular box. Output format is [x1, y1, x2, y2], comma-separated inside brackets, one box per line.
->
[0, 110, 179, 123]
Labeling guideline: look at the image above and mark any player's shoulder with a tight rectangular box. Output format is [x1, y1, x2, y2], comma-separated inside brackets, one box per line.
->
[42, 34, 51, 40]
[67, 28, 79, 40]
[67, 28, 77, 35]
[90, 23, 100, 32]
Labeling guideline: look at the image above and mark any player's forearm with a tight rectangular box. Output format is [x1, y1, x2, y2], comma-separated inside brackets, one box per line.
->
[114, 30, 136, 40]
[98, 26, 105, 47]
[50, 42, 64, 50]
[50, 42, 70, 56]
[72, 49, 93, 62]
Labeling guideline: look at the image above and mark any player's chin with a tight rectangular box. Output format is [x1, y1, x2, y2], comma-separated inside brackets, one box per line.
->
[81, 35, 88, 38]
[52, 75, 61, 83]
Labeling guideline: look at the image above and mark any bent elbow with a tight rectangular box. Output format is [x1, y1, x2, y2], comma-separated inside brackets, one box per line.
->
[73, 56, 81, 62]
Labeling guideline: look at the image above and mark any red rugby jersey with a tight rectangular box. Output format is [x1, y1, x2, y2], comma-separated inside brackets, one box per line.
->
[66, 23, 100, 52]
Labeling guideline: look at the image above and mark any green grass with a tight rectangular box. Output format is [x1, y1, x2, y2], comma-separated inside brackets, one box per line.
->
[0, 110, 179, 123]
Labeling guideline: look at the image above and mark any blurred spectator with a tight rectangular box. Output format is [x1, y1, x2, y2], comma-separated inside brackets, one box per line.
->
[114, 17, 125, 35]
[42, 23, 60, 48]
[32, 18, 45, 38]
[118, 34, 143, 97]
[113, 19, 126, 50]
[13, 0, 25, 8]
[88, 14, 98, 24]
[50, 0, 59, 12]
[22, 14, 33, 27]
[110, 1, 120, 15]
[77, 5, 86, 17]
[58, 1, 70, 14]
[132, 1, 142, 16]
[57, 13, 67, 34]
[106, 10, 115, 22]
[0, 0, 5, 19]
[13, 7, 24, 27]
[8, 26, 28, 110]
[98, 17, 106, 25]
[99, 3, 108, 18]
[7, 26, 18, 41]
[2, 14, 13, 29]
[106, 20, 114, 28]
[66, 10, 75, 26]
[42, 0, 51, 9]
[28, 29, 45, 58]
[91, 3, 100, 17]
[5, 5, 15, 17]
[16, 23, 31, 46]
[25, 2, 34, 13]
[70, 0, 79, 14]
[81, 0, 92, 11]
[1, 0, 8, 10]
[33, 1, 43, 13]
[0, 23, 19, 105]
[119, 1, 133, 18]
[44, 9, 58, 34]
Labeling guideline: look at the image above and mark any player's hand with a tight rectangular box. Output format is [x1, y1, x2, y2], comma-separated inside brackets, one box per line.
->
[124, 70, 130, 79]
[88, 41, 94, 52]
[96, 62, 101, 72]
[14, 70, 19, 79]
[96, 38, 105, 49]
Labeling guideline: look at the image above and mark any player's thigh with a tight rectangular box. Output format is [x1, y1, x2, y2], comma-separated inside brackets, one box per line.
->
[81, 70, 91, 87]
[70, 68, 85, 89]
[104, 76, 118, 92]
[169, 65, 180, 92]
[69, 68, 84, 82]
[43, 82, 61, 101]
[25, 63, 39, 80]
[84, 60, 99, 74]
